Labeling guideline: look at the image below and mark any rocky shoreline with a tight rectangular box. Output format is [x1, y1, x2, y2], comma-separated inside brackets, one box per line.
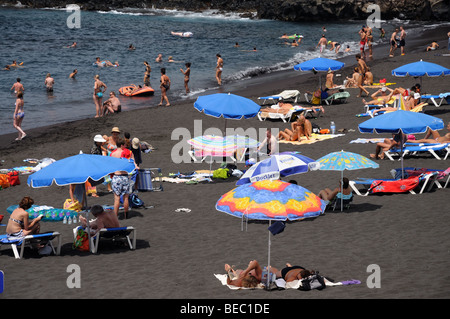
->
[2, 0, 449, 21]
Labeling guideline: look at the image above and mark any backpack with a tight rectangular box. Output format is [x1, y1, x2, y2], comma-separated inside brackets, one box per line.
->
[299, 272, 326, 291]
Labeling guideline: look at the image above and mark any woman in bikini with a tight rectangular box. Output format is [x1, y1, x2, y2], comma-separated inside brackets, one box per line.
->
[278, 115, 312, 141]
[159, 68, 171, 106]
[6, 197, 43, 239]
[93, 75, 107, 117]
[13, 92, 26, 140]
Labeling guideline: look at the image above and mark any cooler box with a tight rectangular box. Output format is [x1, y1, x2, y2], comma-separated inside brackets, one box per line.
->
[136, 168, 163, 192]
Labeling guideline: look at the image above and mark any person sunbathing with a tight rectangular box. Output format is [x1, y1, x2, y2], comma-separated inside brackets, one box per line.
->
[224, 260, 278, 288]
[278, 115, 312, 141]
[408, 122, 450, 144]
[318, 177, 352, 204]
[370, 132, 406, 159]
[273, 263, 315, 283]
[362, 86, 394, 105]
[260, 101, 293, 114]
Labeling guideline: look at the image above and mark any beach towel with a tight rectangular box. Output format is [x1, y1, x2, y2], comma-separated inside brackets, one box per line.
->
[214, 274, 360, 290]
[278, 133, 344, 145]
[370, 177, 420, 194]
[350, 138, 385, 144]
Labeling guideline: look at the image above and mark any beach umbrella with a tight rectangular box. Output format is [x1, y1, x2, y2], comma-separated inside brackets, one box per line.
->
[216, 179, 327, 288]
[391, 59, 450, 91]
[27, 153, 136, 188]
[359, 110, 444, 177]
[236, 151, 318, 185]
[294, 57, 345, 103]
[194, 93, 261, 120]
[316, 150, 379, 211]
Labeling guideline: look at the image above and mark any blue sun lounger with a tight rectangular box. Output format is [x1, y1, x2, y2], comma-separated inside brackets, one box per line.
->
[0, 232, 61, 259]
[421, 93, 450, 107]
[384, 143, 450, 161]
[73, 226, 136, 254]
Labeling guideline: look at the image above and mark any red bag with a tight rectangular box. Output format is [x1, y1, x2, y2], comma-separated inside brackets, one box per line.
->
[7, 171, 20, 186]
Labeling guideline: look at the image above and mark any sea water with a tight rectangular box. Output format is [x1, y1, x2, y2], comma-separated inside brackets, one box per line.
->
[0, 6, 435, 134]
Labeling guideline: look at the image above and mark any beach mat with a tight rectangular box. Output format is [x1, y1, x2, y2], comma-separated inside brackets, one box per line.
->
[278, 133, 344, 145]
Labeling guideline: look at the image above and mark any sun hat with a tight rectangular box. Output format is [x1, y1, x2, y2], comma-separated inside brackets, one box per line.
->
[131, 137, 140, 149]
[111, 127, 120, 133]
[94, 134, 107, 143]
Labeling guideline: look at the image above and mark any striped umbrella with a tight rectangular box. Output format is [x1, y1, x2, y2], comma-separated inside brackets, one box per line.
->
[316, 150, 379, 210]
[216, 179, 326, 288]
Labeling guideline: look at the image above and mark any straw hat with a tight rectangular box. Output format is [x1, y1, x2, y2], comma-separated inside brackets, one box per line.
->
[131, 137, 140, 149]
[94, 134, 106, 143]
[111, 127, 120, 133]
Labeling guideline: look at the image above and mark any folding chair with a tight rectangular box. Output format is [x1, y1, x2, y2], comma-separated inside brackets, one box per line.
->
[0, 232, 62, 259]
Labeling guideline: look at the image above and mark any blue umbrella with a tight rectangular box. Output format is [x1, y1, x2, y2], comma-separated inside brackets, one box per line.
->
[294, 57, 345, 72]
[392, 60, 450, 91]
[392, 60, 450, 77]
[194, 93, 261, 119]
[358, 110, 444, 178]
[294, 58, 345, 104]
[358, 110, 444, 135]
[28, 153, 136, 188]
[237, 152, 317, 185]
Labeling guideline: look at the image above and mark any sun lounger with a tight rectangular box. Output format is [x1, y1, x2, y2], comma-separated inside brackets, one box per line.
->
[350, 172, 438, 196]
[391, 166, 450, 190]
[0, 231, 61, 259]
[434, 167, 450, 189]
[384, 143, 450, 161]
[324, 91, 350, 105]
[257, 105, 307, 123]
[73, 226, 136, 254]
[421, 93, 450, 107]
[258, 90, 301, 105]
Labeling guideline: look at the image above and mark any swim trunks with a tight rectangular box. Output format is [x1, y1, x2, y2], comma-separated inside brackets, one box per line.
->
[111, 175, 132, 196]
[399, 39, 405, 47]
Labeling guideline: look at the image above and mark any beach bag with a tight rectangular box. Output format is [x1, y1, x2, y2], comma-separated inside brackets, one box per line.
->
[121, 193, 144, 208]
[0, 174, 10, 189]
[73, 228, 90, 252]
[299, 272, 326, 291]
[213, 168, 229, 179]
[7, 171, 20, 186]
[64, 199, 82, 212]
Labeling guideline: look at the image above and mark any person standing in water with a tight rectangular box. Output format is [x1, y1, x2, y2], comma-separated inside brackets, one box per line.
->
[216, 54, 223, 86]
[93, 74, 107, 117]
[13, 92, 26, 140]
[143, 61, 151, 87]
[159, 68, 171, 106]
[44, 73, 55, 93]
[180, 62, 191, 93]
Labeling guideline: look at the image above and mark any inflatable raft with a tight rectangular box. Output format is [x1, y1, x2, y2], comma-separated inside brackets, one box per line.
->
[119, 84, 155, 97]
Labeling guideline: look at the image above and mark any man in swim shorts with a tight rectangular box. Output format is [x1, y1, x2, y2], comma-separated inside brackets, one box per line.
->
[103, 91, 122, 114]
[399, 26, 406, 55]
[44, 73, 54, 92]
[11, 78, 24, 95]
[317, 34, 327, 53]
[389, 29, 399, 57]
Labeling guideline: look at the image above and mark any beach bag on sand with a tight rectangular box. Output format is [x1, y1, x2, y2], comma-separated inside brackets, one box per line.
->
[213, 168, 229, 179]
[64, 199, 82, 212]
[299, 272, 326, 291]
[7, 171, 20, 186]
[73, 228, 89, 252]
[0, 174, 10, 189]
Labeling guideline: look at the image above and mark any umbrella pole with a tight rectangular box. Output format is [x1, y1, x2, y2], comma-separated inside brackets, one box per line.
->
[341, 170, 344, 212]
[267, 220, 271, 290]
[401, 134, 405, 179]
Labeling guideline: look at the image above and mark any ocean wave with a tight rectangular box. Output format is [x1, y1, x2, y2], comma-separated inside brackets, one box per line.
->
[224, 40, 363, 82]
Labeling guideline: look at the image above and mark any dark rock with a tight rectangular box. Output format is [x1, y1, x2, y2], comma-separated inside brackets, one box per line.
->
[1, 0, 448, 21]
